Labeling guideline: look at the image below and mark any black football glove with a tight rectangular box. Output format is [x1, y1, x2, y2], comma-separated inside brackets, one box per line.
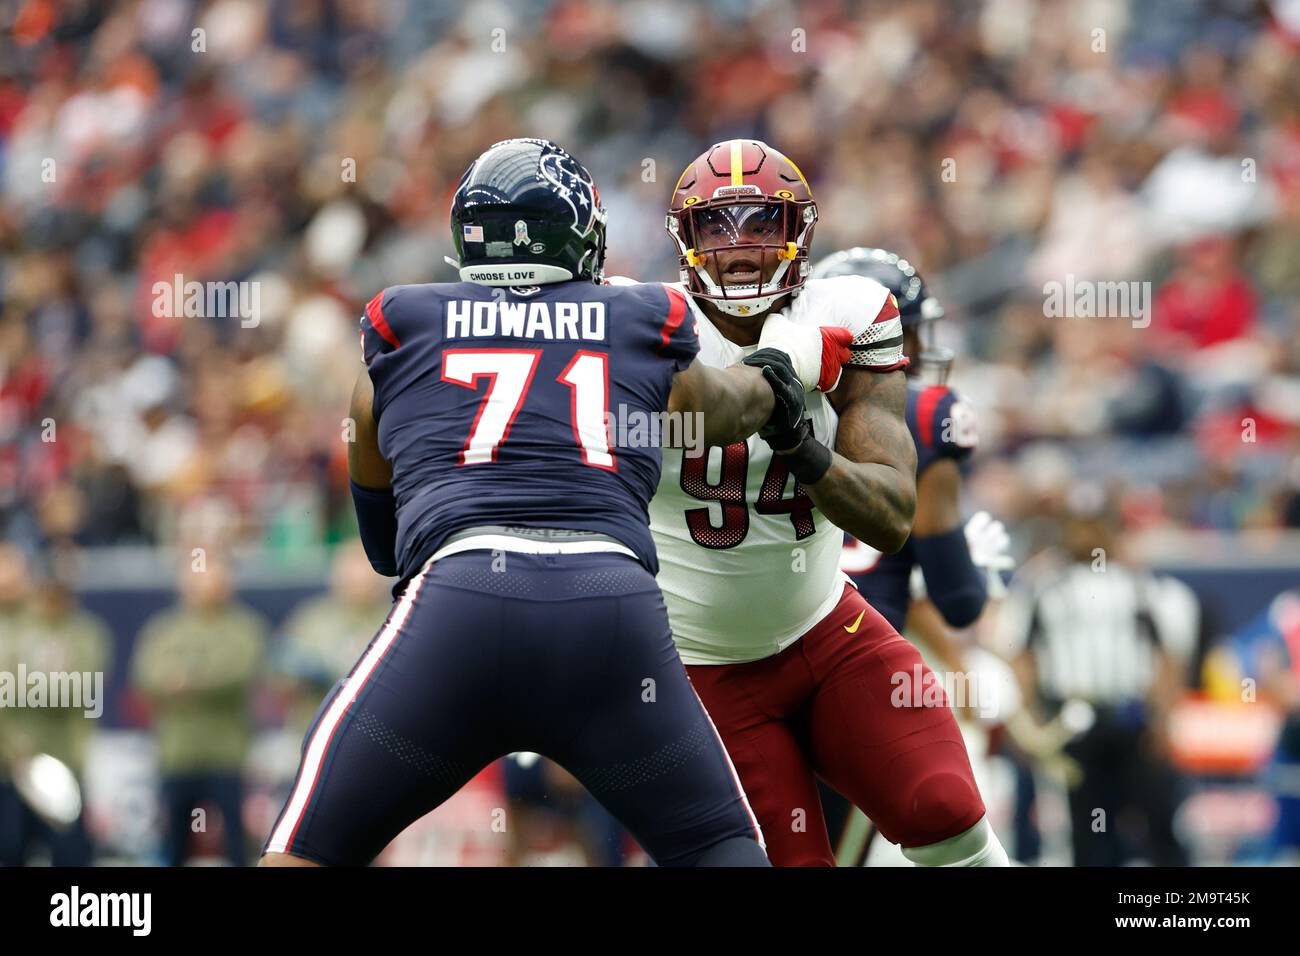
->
[742, 347, 807, 452]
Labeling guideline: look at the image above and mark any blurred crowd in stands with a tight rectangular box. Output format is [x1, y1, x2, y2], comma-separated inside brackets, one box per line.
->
[1, 0, 1298, 558]
[1, 0, 1299, 865]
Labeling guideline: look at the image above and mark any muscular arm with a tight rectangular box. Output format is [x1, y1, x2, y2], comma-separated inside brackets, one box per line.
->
[905, 598, 969, 674]
[912, 458, 963, 536]
[349, 371, 392, 489]
[667, 359, 775, 448]
[803, 367, 916, 552]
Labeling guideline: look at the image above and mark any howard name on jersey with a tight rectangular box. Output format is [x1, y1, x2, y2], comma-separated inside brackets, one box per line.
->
[648, 274, 905, 665]
[360, 279, 699, 586]
[844, 382, 978, 631]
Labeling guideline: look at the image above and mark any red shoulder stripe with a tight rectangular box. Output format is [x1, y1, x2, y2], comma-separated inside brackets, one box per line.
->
[658, 285, 688, 353]
[917, 384, 946, 448]
[872, 292, 900, 324]
[365, 291, 401, 349]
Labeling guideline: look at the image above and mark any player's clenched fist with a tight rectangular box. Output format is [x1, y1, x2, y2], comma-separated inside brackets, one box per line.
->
[754, 313, 853, 392]
[741, 348, 806, 452]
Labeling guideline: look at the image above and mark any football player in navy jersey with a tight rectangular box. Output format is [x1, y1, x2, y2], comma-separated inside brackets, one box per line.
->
[814, 247, 1012, 633]
[811, 247, 1015, 863]
[260, 139, 853, 867]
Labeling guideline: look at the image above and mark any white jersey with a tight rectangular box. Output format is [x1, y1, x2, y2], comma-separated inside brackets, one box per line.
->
[649, 275, 906, 665]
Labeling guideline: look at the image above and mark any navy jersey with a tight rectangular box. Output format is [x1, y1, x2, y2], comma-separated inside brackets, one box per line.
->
[360, 279, 699, 583]
[844, 383, 978, 630]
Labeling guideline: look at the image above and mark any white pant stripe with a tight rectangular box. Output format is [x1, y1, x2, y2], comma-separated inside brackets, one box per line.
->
[266, 564, 431, 855]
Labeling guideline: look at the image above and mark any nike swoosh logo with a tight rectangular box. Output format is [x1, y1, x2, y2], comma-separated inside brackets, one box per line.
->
[844, 609, 866, 634]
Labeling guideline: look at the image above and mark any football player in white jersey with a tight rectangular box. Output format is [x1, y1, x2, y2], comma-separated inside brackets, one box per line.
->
[648, 140, 1007, 866]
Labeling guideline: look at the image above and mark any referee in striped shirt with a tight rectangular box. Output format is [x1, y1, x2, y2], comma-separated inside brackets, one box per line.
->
[1001, 487, 1188, 866]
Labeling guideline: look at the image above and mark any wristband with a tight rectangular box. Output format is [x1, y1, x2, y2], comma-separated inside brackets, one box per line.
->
[780, 435, 833, 485]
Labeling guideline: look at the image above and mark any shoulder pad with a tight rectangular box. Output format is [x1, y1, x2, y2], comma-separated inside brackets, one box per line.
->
[909, 384, 978, 465]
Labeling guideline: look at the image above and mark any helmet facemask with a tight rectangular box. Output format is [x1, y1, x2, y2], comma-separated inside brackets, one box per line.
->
[667, 193, 817, 317]
[911, 297, 955, 385]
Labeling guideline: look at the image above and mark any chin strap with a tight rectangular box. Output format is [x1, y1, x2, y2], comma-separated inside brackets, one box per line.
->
[686, 248, 800, 317]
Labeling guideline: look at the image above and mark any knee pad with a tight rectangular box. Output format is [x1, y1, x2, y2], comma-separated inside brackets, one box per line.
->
[902, 815, 1010, 867]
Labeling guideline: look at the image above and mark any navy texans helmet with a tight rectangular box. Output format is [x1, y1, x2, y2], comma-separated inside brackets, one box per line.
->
[811, 246, 953, 380]
[450, 138, 608, 286]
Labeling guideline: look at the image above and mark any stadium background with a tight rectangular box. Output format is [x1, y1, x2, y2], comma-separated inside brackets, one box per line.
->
[1, 0, 1298, 865]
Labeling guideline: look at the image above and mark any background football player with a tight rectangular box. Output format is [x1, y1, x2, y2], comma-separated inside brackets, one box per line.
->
[644, 140, 1008, 866]
[825, 248, 1012, 637]
[816, 248, 1018, 863]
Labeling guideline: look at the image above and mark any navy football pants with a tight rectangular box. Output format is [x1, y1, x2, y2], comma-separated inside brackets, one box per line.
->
[264, 551, 765, 866]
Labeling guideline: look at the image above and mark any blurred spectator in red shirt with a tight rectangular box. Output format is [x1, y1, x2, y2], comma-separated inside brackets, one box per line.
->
[1152, 236, 1258, 351]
